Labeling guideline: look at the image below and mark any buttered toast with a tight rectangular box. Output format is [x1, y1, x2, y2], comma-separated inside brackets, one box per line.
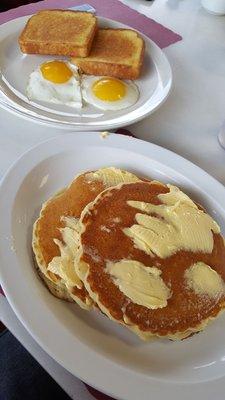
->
[72, 28, 145, 80]
[19, 10, 97, 57]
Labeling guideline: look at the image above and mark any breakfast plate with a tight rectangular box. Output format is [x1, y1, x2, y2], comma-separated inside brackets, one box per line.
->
[0, 15, 172, 131]
[1, 132, 225, 400]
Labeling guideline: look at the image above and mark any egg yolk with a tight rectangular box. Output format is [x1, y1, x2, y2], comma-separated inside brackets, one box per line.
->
[40, 61, 73, 84]
[92, 78, 126, 101]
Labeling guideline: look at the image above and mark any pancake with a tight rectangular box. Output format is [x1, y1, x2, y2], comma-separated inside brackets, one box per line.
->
[32, 168, 141, 309]
[37, 264, 74, 302]
[77, 181, 225, 339]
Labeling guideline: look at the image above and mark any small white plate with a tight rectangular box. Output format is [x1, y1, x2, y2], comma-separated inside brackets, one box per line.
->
[1, 132, 225, 400]
[0, 16, 172, 130]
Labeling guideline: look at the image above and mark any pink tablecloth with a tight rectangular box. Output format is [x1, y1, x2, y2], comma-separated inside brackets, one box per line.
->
[0, 0, 182, 49]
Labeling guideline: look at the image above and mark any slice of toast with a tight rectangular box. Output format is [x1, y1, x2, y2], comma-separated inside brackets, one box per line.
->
[19, 10, 97, 57]
[72, 28, 145, 80]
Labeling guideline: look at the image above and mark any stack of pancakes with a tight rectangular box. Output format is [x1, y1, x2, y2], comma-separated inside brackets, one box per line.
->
[33, 167, 225, 340]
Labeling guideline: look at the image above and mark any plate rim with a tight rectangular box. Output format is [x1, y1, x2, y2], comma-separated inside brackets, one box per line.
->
[0, 15, 172, 131]
[1, 132, 225, 400]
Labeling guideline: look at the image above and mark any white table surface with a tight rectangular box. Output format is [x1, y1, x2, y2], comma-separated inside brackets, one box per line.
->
[0, 0, 225, 398]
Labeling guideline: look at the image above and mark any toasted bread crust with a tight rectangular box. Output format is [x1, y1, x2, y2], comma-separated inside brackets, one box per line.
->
[76, 60, 140, 80]
[19, 41, 95, 58]
[19, 9, 97, 57]
[73, 28, 145, 79]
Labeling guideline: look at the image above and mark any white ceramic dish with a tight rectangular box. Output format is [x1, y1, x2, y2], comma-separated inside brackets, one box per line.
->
[1, 132, 225, 400]
[0, 16, 172, 131]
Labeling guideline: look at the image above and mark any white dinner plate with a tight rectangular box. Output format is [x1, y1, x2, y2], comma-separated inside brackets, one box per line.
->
[0, 15, 172, 130]
[1, 132, 225, 400]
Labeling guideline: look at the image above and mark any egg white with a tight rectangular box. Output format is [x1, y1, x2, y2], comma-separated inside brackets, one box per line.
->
[26, 61, 82, 108]
[81, 76, 139, 111]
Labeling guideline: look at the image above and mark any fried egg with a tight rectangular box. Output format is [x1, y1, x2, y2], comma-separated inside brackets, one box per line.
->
[27, 60, 82, 108]
[82, 76, 139, 110]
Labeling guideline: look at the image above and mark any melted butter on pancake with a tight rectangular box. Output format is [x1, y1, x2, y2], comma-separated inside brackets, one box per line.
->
[124, 185, 220, 258]
[158, 184, 195, 206]
[85, 167, 140, 187]
[185, 262, 225, 298]
[47, 216, 82, 288]
[44, 169, 141, 294]
[106, 260, 171, 309]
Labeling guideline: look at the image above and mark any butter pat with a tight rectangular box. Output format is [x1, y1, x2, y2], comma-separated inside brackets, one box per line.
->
[158, 184, 195, 206]
[125, 185, 220, 258]
[100, 131, 110, 139]
[47, 216, 82, 288]
[86, 167, 140, 187]
[185, 262, 225, 298]
[106, 259, 171, 309]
